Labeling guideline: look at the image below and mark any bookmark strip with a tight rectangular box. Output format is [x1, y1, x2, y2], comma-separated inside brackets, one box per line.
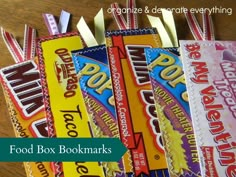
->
[111, 3, 127, 30]
[23, 25, 36, 61]
[58, 10, 70, 34]
[42, 13, 60, 35]
[127, 0, 138, 29]
[1, 27, 24, 63]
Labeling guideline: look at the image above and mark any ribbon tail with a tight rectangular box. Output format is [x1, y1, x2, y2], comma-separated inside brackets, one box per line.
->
[58, 10, 71, 33]
[184, 11, 204, 40]
[1, 27, 24, 63]
[127, 0, 138, 29]
[203, 11, 215, 40]
[77, 17, 98, 47]
[111, 3, 128, 30]
[42, 13, 59, 35]
[147, 15, 173, 47]
[161, 9, 178, 47]
[94, 8, 105, 45]
[23, 24, 36, 61]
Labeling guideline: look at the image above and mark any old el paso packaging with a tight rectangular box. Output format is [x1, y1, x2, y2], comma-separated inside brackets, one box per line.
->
[37, 32, 105, 177]
[180, 40, 236, 177]
[145, 48, 201, 177]
[0, 60, 54, 177]
[72, 45, 125, 177]
[106, 28, 169, 176]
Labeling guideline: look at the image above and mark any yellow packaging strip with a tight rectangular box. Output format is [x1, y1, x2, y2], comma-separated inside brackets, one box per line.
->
[37, 32, 106, 177]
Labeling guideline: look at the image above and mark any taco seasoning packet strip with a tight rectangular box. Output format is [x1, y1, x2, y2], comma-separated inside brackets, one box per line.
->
[37, 32, 107, 177]
[0, 59, 54, 177]
[72, 44, 126, 177]
[180, 40, 236, 177]
[106, 28, 169, 176]
[145, 48, 201, 177]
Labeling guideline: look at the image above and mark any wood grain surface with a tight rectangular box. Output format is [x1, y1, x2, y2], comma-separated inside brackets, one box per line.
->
[0, 0, 235, 176]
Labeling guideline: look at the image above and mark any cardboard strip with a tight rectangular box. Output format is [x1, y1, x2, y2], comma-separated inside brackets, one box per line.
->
[72, 45, 127, 177]
[145, 48, 201, 177]
[106, 28, 169, 176]
[180, 40, 236, 177]
[0, 60, 54, 177]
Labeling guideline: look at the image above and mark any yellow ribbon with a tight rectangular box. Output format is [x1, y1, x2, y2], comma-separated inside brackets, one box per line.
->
[147, 9, 178, 47]
[77, 8, 105, 47]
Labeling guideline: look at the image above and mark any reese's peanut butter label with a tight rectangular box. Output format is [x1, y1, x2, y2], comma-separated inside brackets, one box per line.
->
[145, 48, 201, 177]
[106, 28, 169, 177]
[72, 45, 126, 177]
[37, 32, 106, 177]
[0, 60, 54, 177]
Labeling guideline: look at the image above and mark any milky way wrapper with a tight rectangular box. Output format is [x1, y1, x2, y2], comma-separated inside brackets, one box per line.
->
[37, 32, 106, 177]
[145, 48, 201, 177]
[106, 28, 169, 177]
[0, 60, 54, 177]
[72, 45, 126, 177]
[180, 40, 236, 177]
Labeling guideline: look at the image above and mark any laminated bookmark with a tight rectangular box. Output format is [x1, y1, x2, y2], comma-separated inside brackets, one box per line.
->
[76, 11, 128, 176]
[0, 26, 54, 177]
[37, 32, 106, 177]
[72, 45, 125, 177]
[0, 60, 54, 177]
[180, 40, 236, 177]
[106, 28, 169, 177]
[145, 48, 201, 177]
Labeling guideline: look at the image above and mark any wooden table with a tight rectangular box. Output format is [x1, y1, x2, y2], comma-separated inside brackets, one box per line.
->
[0, 0, 235, 176]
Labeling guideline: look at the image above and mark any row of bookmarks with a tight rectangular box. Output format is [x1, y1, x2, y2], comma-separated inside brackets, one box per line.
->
[0, 0, 235, 177]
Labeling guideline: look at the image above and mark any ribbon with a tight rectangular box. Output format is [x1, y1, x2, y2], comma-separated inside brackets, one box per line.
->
[111, 0, 138, 30]
[185, 10, 214, 41]
[43, 10, 70, 35]
[147, 9, 178, 47]
[1, 25, 36, 63]
[77, 8, 105, 47]
[147, 15, 173, 47]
